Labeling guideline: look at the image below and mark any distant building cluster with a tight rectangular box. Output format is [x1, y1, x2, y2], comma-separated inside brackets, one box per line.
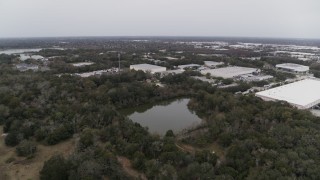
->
[273, 51, 319, 61]
[179, 41, 320, 62]
[129, 58, 277, 84]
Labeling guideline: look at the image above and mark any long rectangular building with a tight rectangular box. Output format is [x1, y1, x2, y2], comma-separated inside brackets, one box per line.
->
[130, 64, 166, 74]
[200, 66, 259, 79]
[204, 61, 224, 68]
[276, 63, 309, 74]
[178, 64, 201, 70]
[256, 79, 320, 109]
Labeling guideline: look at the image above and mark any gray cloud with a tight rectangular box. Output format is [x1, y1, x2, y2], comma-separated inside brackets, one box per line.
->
[0, 0, 319, 38]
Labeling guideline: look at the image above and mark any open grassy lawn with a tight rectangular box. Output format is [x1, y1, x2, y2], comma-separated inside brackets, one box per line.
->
[0, 126, 76, 180]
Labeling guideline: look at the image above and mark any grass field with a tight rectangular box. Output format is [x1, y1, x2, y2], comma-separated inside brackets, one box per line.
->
[0, 126, 76, 180]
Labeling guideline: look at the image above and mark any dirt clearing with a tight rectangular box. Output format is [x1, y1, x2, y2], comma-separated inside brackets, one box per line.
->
[0, 126, 76, 180]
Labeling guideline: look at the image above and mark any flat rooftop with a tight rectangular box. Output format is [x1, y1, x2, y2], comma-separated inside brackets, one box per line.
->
[276, 63, 309, 72]
[72, 62, 94, 67]
[204, 61, 224, 66]
[178, 64, 201, 69]
[130, 64, 165, 69]
[130, 64, 166, 73]
[200, 66, 258, 78]
[256, 79, 320, 109]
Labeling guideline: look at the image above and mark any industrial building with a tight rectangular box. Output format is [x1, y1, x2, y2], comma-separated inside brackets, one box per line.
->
[276, 63, 309, 74]
[178, 64, 201, 70]
[256, 79, 320, 109]
[204, 61, 224, 68]
[130, 64, 166, 74]
[72, 62, 94, 67]
[200, 66, 259, 79]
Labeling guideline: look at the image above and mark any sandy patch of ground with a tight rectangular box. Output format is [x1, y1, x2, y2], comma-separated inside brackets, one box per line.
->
[0, 126, 76, 180]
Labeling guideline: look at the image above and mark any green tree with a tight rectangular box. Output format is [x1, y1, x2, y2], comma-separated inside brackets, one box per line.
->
[158, 164, 177, 180]
[5, 131, 19, 146]
[76, 160, 103, 180]
[78, 129, 94, 150]
[165, 130, 175, 137]
[16, 140, 37, 157]
[132, 151, 146, 171]
[40, 154, 70, 180]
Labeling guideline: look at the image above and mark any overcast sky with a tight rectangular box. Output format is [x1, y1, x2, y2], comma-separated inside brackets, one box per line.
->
[0, 0, 319, 38]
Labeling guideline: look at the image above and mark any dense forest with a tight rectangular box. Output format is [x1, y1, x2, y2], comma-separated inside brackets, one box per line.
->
[187, 92, 320, 179]
[1, 38, 320, 179]
[1, 58, 320, 179]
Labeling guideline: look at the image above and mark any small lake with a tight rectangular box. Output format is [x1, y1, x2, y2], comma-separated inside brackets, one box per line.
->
[121, 98, 202, 135]
[0, 48, 42, 55]
[0, 48, 65, 55]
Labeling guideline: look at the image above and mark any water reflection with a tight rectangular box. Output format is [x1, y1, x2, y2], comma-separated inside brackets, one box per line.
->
[121, 98, 202, 135]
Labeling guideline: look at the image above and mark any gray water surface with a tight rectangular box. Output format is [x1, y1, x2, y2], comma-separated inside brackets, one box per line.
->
[122, 98, 202, 135]
[0, 48, 42, 55]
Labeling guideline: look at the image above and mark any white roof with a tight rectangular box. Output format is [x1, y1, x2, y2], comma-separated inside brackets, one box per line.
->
[72, 62, 94, 67]
[19, 54, 44, 61]
[204, 61, 224, 66]
[178, 64, 201, 69]
[256, 79, 320, 109]
[200, 66, 258, 78]
[130, 64, 166, 72]
[276, 63, 309, 72]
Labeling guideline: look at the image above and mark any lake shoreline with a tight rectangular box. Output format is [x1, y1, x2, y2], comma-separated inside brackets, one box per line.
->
[120, 98, 203, 135]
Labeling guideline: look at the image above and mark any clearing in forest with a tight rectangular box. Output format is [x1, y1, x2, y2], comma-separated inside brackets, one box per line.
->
[0, 126, 76, 180]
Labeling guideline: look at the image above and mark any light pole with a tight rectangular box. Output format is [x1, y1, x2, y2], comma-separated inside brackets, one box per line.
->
[118, 53, 121, 74]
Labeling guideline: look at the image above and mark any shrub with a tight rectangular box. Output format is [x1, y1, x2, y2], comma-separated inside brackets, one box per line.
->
[16, 140, 37, 157]
[40, 154, 70, 180]
[5, 131, 19, 146]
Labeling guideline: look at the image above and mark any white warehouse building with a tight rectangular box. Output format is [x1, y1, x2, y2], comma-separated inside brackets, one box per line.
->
[200, 66, 260, 79]
[204, 61, 224, 68]
[130, 64, 167, 74]
[276, 63, 309, 74]
[256, 79, 320, 109]
[178, 64, 201, 70]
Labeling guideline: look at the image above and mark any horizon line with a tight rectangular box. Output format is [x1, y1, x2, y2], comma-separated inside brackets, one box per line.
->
[0, 35, 320, 41]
